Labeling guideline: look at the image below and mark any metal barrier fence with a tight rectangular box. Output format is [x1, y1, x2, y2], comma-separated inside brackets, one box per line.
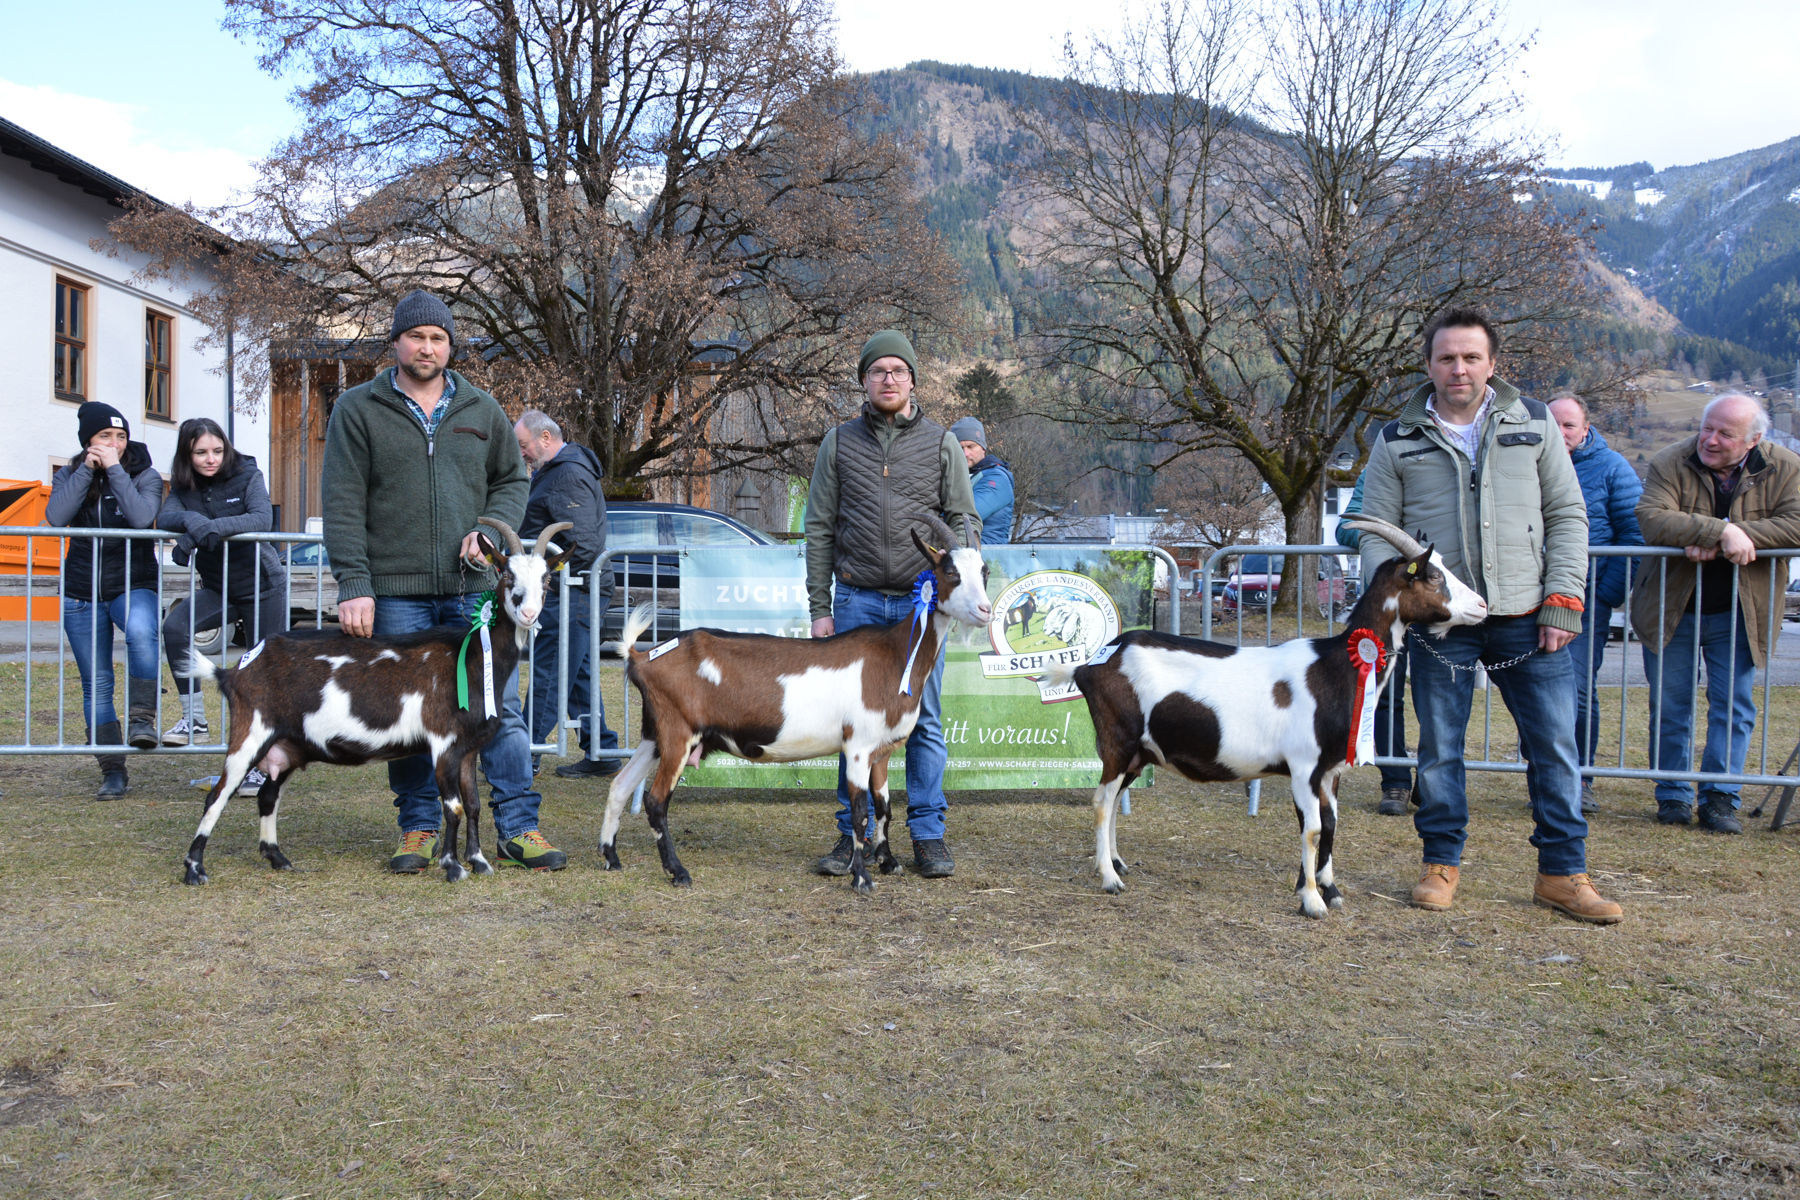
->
[5, 527, 1797, 826]
[0, 526, 587, 763]
[1198, 542, 1800, 825]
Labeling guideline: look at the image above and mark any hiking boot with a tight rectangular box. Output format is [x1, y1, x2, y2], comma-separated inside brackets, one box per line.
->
[162, 715, 210, 747]
[126, 677, 160, 749]
[237, 768, 269, 798]
[1655, 800, 1694, 826]
[1378, 786, 1411, 816]
[1695, 796, 1743, 835]
[93, 721, 128, 800]
[554, 755, 621, 779]
[814, 833, 855, 877]
[499, 830, 567, 870]
[389, 829, 439, 874]
[1534, 872, 1623, 925]
[1580, 781, 1598, 815]
[912, 838, 955, 879]
[1410, 863, 1459, 911]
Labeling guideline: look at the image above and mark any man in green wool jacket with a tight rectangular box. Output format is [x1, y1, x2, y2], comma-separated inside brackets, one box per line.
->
[322, 290, 565, 874]
[1360, 306, 1621, 925]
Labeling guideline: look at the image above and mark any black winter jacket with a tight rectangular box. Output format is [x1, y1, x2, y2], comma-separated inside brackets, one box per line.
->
[156, 455, 286, 602]
[46, 442, 163, 602]
[520, 442, 609, 585]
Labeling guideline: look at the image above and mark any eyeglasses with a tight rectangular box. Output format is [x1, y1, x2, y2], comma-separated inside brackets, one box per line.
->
[867, 368, 913, 383]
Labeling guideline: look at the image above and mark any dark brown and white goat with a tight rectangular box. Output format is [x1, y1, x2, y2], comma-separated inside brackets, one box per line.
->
[178, 518, 571, 885]
[1053, 518, 1488, 917]
[599, 516, 992, 893]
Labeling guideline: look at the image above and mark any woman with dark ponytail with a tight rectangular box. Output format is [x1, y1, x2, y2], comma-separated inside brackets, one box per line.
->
[45, 402, 164, 798]
[156, 418, 287, 790]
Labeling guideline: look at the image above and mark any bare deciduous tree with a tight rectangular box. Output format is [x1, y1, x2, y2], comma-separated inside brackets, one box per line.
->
[112, 0, 958, 489]
[1019, 0, 1595, 571]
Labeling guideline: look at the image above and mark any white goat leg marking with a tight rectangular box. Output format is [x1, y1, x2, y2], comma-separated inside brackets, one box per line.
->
[600, 744, 659, 850]
[697, 658, 723, 686]
[1292, 773, 1326, 919]
[1094, 776, 1127, 893]
[195, 714, 274, 839]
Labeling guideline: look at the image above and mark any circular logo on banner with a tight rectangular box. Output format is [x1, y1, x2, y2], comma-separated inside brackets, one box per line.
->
[983, 570, 1123, 699]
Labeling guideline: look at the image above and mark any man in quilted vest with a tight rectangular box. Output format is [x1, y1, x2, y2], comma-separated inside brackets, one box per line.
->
[1361, 307, 1621, 924]
[803, 331, 980, 879]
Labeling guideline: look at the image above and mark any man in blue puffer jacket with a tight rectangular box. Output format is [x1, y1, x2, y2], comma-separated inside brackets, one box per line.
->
[1550, 395, 1643, 813]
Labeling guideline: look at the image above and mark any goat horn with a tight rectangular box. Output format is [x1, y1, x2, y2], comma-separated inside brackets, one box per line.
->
[1342, 517, 1427, 560]
[535, 521, 574, 556]
[477, 517, 525, 555]
[913, 512, 959, 553]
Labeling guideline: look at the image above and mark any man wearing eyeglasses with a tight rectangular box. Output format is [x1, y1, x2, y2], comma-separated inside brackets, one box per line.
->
[804, 330, 981, 880]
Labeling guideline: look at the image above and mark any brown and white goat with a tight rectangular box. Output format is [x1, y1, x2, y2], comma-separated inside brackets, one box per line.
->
[178, 518, 571, 885]
[599, 516, 992, 893]
[1054, 518, 1488, 917]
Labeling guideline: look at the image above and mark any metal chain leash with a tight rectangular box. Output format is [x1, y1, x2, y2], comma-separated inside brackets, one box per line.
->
[1406, 629, 1538, 674]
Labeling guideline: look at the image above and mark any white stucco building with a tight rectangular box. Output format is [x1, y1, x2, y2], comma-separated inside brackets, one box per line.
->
[0, 116, 267, 492]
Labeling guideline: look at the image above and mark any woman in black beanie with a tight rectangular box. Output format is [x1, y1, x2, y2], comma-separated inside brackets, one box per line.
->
[45, 402, 165, 797]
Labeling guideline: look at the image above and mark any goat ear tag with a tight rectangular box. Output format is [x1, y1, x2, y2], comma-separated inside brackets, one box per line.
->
[237, 640, 266, 669]
[1406, 562, 1418, 576]
[646, 637, 680, 661]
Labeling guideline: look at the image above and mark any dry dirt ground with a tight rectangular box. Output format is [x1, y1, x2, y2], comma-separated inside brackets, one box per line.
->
[2, 730, 1798, 1200]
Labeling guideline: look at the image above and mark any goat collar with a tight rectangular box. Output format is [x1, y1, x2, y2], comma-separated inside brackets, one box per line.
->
[1345, 628, 1388, 766]
[899, 569, 939, 696]
[457, 591, 499, 716]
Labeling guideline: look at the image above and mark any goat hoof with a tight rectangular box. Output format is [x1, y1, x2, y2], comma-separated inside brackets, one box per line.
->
[1298, 895, 1328, 920]
[670, 870, 692, 888]
[852, 875, 875, 896]
[1102, 879, 1125, 895]
[468, 855, 493, 876]
[1111, 857, 1129, 876]
[183, 865, 208, 886]
[878, 857, 901, 875]
[443, 861, 467, 883]
[599, 845, 622, 871]
[1322, 884, 1344, 910]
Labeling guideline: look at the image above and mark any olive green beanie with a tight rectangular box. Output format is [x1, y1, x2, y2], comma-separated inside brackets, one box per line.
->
[858, 330, 918, 381]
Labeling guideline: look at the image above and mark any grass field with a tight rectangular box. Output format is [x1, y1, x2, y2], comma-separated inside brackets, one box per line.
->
[3, 658, 1800, 1199]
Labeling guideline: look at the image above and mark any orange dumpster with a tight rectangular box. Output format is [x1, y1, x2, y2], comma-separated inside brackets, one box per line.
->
[0, 479, 61, 621]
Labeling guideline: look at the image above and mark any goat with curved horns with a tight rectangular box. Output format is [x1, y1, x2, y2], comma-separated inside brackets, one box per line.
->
[1051, 518, 1488, 917]
[600, 514, 993, 893]
[178, 518, 572, 884]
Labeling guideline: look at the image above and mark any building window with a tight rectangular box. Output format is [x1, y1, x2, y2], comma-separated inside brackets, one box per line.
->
[145, 309, 173, 420]
[54, 278, 89, 401]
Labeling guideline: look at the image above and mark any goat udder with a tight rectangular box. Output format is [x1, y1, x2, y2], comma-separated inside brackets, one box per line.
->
[260, 744, 294, 775]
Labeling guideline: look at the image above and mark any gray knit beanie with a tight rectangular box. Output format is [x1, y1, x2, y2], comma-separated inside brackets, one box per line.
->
[390, 289, 456, 345]
[949, 417, 987, 449]
[858, 330, 917, 381]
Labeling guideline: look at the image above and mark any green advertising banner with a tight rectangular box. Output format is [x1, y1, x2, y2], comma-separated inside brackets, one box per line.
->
[673, 544, 1156, 790]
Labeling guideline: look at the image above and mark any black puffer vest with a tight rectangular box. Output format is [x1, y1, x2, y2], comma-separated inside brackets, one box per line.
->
[833, 406, 948, 592]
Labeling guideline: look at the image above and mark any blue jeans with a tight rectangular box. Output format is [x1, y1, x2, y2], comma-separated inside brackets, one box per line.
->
[373, 594, 543, 841]
[62, 589, 160, 730]
[528, 583, 617, 755]
[1409, 615, 1588, 876]
[1643, 609, 1757, 811]
[831, 582, 948, 841]
[1566, 600, 1612, 769]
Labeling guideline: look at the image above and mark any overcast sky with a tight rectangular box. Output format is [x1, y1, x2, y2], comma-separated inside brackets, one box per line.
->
[1, 0, 1792, 208]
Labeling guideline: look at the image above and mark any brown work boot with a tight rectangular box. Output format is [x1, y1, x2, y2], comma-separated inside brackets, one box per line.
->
[1410, 863, 1459, 911]
[1534, 872, 1623, 925]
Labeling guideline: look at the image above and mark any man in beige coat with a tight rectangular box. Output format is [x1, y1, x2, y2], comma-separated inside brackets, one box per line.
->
[1633, 393, 1800, 832]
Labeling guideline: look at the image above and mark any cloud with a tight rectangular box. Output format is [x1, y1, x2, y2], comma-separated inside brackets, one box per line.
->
[0, 81, 259, 208]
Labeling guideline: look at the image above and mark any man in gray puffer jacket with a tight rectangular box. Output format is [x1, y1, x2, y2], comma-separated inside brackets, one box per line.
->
[1361, 307, 1621, 925]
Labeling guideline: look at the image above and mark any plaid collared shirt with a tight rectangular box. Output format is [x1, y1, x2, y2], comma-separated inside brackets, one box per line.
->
[1425, 385, 1495, 462]
[390, 368, 458, 441]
